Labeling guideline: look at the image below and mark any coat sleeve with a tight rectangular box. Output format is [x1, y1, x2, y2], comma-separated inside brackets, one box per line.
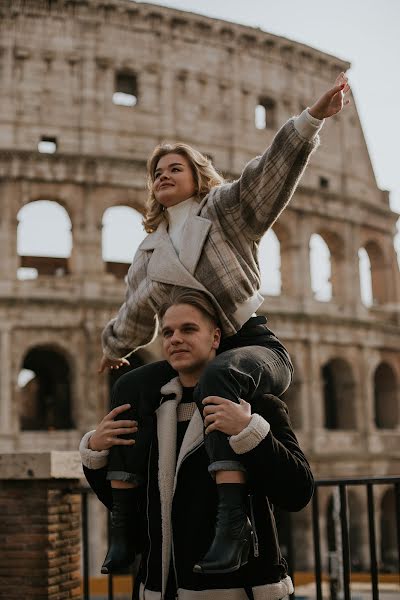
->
[210, 115, 319, 241]
[230, 394, 314, 511]
[101, 249, 158, 359]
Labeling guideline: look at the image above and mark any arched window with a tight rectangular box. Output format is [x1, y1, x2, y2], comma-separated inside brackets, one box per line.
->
[381, 488, 397, 572]
[358, 247, 373, 307]
[360, 241, 387, 305]
[113, 71, 138, 107]
[17, 200, 72, 279]
[310, 234, 332, 301]
[322, 358, 356, 429]
[258, 229, 281, 295]
[255, 97, 276, 130]
[102, 206, 146, 278]
[18, 346, 73, 430]
[373, 363, 398, 429]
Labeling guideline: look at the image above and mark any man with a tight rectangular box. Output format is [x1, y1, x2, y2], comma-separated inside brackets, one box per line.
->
[80, 289, 314, 600]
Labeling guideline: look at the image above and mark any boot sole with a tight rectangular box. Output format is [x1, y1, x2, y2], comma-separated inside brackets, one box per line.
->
[193, 536, 251, 575]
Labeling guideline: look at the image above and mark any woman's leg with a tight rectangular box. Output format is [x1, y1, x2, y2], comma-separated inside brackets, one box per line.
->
[102, 360, 176, 574]
[194, 345, 291, 476]
[107, 360, 176, 483]
[192, 345, 291, 575]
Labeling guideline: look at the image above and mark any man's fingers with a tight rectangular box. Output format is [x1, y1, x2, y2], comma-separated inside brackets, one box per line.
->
[109, 418, 137, 428]
[107, 404, 132, 419]
[113, 438, 136, 446]
[202, 395, 227, 405]
[112, 427, 137, 436]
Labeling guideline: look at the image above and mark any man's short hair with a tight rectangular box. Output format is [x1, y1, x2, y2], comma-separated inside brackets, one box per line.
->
[158, 287, 221, 329]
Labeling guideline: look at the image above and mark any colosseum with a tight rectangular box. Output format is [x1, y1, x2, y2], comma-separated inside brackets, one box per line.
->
[0, 0, 399, 582]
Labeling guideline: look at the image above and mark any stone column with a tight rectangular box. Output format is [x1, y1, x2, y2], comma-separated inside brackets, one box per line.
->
[0, 452, 83, 600]
[291, 212, 314, 308]
[0, 180, 19, 283]
[0, 327, 13, 437]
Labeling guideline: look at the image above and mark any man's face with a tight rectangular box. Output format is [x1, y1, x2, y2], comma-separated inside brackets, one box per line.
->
[161, 303, 221, 381]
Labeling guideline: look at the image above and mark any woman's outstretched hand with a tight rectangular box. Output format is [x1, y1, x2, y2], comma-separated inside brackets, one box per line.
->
[309, 72, 350, 120]
[98, 354, 130, 373]
[88, 404, 138, 451]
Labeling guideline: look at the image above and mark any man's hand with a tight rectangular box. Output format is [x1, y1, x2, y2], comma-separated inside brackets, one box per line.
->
[202, 396, 252, 436]
[308, 72, 350, 120]
[98, 354, 130, 374]
[88, 404, 138, 451]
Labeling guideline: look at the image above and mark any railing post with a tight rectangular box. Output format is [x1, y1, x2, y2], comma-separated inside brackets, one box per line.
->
[366, 483, 379, 600]
[312, 487, 323, 600]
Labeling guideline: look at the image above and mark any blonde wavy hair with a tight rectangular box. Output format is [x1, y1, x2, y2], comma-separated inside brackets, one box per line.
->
[143, 143, 225, 233]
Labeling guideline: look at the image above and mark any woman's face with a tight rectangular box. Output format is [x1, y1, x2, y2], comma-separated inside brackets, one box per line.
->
[153, 153, 196, 208]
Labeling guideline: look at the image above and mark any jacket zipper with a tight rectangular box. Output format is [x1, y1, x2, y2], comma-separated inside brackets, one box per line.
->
[143, 440, 153, 593]
[248, 494, 259, 558]
[170, 441, 204, 593]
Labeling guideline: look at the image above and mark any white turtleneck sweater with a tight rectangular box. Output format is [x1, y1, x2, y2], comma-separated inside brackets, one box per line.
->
[166, 196, 199, 254]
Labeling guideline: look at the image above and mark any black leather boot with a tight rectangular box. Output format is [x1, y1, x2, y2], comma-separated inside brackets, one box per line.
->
[101, 488, 138, 575]
[193, 483, 253, 574]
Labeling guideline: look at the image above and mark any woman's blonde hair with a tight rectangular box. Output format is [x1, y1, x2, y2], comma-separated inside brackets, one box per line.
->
[143, 143, 225, 233]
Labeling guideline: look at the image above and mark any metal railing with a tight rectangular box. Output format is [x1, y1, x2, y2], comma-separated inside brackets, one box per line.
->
[79, 476, 400, 600]
[310, 476, 400, 600]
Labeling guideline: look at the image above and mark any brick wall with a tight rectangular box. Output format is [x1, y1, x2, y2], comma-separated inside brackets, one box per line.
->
[0, 452, 82, 600]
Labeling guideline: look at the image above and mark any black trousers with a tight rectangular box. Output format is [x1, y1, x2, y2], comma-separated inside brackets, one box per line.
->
[107, 316, 293, 482]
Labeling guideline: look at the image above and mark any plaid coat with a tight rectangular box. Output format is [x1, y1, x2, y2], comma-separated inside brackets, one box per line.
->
[103, 115, 320, 359]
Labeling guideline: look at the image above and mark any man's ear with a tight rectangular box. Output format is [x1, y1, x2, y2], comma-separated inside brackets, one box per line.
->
[212, 327, 221, 349]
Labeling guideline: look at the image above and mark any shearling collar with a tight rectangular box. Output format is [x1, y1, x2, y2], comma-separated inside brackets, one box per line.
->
[155, 376, 203, 597]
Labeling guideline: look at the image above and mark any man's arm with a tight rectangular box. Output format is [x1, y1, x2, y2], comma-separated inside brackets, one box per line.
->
[79, 405, 137, 510]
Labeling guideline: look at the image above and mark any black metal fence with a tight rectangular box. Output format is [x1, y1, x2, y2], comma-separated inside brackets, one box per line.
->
[80, 476, 400, 600]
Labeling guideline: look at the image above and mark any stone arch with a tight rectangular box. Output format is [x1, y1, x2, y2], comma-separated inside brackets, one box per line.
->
[309, 233, 332, 301]
[258, 228, 281, 295]
[17, 200, 72, 278]
[361, 240, 388, 305]
[319, 229, 345, 301]
[102, 205, 147, 278]
[281, 359, 303, 429]
[373, 362, 399, 429]
[17, 345, 74, 431]
[358, 247, 373, 307]
[322, 358, 356, 429]
[380, 487, 398, 572]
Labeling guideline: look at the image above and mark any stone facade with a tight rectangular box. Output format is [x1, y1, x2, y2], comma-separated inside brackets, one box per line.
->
[0, 0, 399, 575]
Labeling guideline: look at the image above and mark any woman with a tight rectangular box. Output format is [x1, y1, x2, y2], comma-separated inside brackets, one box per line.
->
[97, 73, 350, 575]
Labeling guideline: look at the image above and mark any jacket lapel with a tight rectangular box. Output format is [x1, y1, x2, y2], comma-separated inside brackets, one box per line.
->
[174, 409, 203, 491]
[155, 377, 182, 598]
[179, 216, 211, 274]
[141, 219, 211, 287]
